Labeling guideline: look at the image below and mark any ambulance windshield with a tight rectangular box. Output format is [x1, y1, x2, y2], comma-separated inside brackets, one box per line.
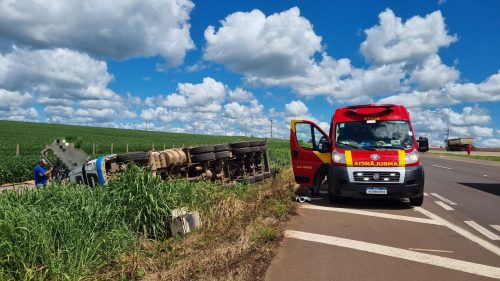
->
[335, 120, 413, 150]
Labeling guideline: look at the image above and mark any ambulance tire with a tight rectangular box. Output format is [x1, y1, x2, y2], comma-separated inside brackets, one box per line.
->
[410, 196, 423, 206]
[328, 188, 342, 204]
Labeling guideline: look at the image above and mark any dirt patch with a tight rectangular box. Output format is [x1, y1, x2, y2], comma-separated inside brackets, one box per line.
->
[97, 169, 296, 281]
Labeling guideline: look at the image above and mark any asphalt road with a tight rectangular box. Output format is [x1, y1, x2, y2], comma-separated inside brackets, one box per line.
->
[266, 154, 500, 281]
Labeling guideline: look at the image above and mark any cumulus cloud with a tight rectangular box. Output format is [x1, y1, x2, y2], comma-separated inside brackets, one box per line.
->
[285, 100, 309, 116]
[0, 107, 39, 121]
[440, 106, 491, 126]
[228, 88, 254, 101]
[0, 0, 195, 65]
[360, 9, 456, 65]
[0, 89, 32, 109]
[204, 7, 322, 77]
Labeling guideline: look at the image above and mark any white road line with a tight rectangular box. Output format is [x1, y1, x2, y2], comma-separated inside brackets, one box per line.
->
[300, 205, 442, 225]
[434, 201, 455, 211]
[491, 225, 500, 233]
[408, 248, 454, 253]
[430, 193, 458, 205]
[484, 175, 488, 177]
[415, 207, 500, 257]
[286, 230, 500, 279]
[432, 164, 453, 170]
[423, 192, 429, 196]
[464, 221, 500, 241]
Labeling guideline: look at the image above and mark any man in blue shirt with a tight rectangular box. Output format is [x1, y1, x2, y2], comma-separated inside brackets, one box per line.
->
[34, 159, 52, 187]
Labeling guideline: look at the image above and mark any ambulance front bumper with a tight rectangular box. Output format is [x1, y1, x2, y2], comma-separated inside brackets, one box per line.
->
[328, 165, 424, 199]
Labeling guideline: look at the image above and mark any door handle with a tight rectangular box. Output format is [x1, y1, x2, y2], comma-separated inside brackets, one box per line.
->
[293, 149, 299, 158]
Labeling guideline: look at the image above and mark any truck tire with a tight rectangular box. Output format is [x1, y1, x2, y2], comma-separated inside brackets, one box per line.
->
[250, 140, 263, 146]
[214, 143, 229, 152]
[215, 151, 230, 159]
[190, 145, 214, 155]
[264, 172, 271, 178]
[251, 146, 260, 152]
[410, 196, 423, 206]
[230, 141, 250, 148]
[232, 147, 252, 154]
[259, 145, 268, 151]
[191, 152, 216, 163]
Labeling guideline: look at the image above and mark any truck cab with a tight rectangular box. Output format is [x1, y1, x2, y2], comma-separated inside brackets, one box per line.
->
[290, 104, 429, 206]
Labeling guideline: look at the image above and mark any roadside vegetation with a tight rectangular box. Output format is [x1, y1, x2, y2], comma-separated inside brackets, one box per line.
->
[0, 131, 293, 280]
[429, 152, 500, 162]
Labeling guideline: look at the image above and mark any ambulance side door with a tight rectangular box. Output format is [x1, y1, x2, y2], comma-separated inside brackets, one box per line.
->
[290, 120, 331, 187]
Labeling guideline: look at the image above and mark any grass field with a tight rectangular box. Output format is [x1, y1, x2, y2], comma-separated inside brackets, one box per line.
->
[429, 152, 500, 162]
[0, 120, 289, 184]
[0, 120, 292, 280]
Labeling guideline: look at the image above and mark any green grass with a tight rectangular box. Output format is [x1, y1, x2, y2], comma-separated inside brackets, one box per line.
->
[0, 120, 289, 184]
[430, 152, 500, 162]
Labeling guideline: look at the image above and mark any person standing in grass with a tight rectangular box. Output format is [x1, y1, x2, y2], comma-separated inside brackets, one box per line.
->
[34, 159, 52, 188]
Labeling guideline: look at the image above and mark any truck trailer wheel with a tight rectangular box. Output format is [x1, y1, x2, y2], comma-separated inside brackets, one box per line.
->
[255, 174, 264, 182]
[251, 146, 260, 152]
[191, 152, 216, 163]
[230, 141, 250, 148]
[215, 151, 230, 159]
[190, 145, 214, 155]
[214, 144, 229, 152]
[259, 144, 268, 151]
[117, 152, 149, 163]
[232, 147, 252, 154]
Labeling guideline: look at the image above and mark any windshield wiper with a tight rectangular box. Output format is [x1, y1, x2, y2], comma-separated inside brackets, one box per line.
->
[369, 145, 405, 150]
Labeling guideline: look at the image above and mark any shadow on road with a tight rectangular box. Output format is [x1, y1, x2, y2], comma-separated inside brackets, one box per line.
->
[458, 182, 500, 197]
[306, 187, 412, 210]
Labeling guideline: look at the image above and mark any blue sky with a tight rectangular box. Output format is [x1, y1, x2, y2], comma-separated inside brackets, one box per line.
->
[0, 0, 499, 146]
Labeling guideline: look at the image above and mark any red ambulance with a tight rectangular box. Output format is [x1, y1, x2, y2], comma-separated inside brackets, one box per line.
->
[290, 104, 429, 206]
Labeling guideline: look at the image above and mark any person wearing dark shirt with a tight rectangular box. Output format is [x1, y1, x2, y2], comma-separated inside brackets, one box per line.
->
[34, 159, 52, 187]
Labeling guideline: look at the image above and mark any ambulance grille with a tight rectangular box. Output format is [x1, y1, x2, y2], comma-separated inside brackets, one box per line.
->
[353, 171, 400, 183]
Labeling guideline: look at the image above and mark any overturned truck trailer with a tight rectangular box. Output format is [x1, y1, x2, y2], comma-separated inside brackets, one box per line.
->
[41, 139, 271, 187]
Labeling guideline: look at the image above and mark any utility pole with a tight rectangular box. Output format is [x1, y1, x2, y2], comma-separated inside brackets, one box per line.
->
[445, 127, 451, 140]
[270, 119, 273, 139]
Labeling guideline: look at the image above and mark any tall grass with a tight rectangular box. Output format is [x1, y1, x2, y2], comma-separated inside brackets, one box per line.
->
[0, 147, 291, 280]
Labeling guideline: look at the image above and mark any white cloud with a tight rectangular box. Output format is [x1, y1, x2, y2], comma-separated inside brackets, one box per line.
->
[0, 47, 118, 101]
[360, 9, 456, 65]
[0, 89, 32, 108]
[204, 7, 322, 77]
[228, 88, 254, 101]
[285, 100, 308, 116]
[480, 138, 500, 148]
[408, 55, 459, 90]
[0, 107, 38, 121]
[440, 106, 491, 126]
[0, 0, 195, 66]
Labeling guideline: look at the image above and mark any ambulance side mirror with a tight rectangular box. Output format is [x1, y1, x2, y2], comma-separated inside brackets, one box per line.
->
[417, 137, 429, 152]
[318, 136, 332, 153]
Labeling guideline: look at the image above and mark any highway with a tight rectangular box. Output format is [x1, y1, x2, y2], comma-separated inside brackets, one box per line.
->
[266, 154, 500, 281]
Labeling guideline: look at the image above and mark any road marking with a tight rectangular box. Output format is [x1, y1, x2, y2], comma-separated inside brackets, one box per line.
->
[432, 164, 453, 170]
[434, 201, 454, 211]
[415, 207, 500, 257]
[300, 205, 442, 225]
[286, 230, 500, 279]
[491, 225, 500, 233]
[423, 192, 429, 196]
[484, 175, 488, 177]
[464, 221, 500, 241]
[430, 193, 458, 205]
[408, 248, 454, 253]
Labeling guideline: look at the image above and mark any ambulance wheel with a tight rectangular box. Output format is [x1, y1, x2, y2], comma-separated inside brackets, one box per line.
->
[410, 196, 423, 206]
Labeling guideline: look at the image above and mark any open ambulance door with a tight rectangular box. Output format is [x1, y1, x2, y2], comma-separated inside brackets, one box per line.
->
[290, 120, 331, 187]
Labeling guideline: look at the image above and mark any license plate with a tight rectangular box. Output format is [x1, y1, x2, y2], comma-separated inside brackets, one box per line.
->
[366, 187, 387, 195]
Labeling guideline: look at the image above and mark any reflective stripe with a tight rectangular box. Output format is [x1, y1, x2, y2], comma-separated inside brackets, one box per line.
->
[313, 151, 331, 164]
[96, 156, 106, 186]
[345, 150, 353, 166]
[398, 150, 406, 167]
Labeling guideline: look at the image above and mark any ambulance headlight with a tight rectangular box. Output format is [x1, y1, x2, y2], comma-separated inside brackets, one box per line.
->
[332, 150, 346, 164]
[405, 150, 419, 165]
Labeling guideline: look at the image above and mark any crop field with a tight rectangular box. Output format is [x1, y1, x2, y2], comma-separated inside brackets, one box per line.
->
[0, 120, 292, 280]
[0, 120, 290, 184]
